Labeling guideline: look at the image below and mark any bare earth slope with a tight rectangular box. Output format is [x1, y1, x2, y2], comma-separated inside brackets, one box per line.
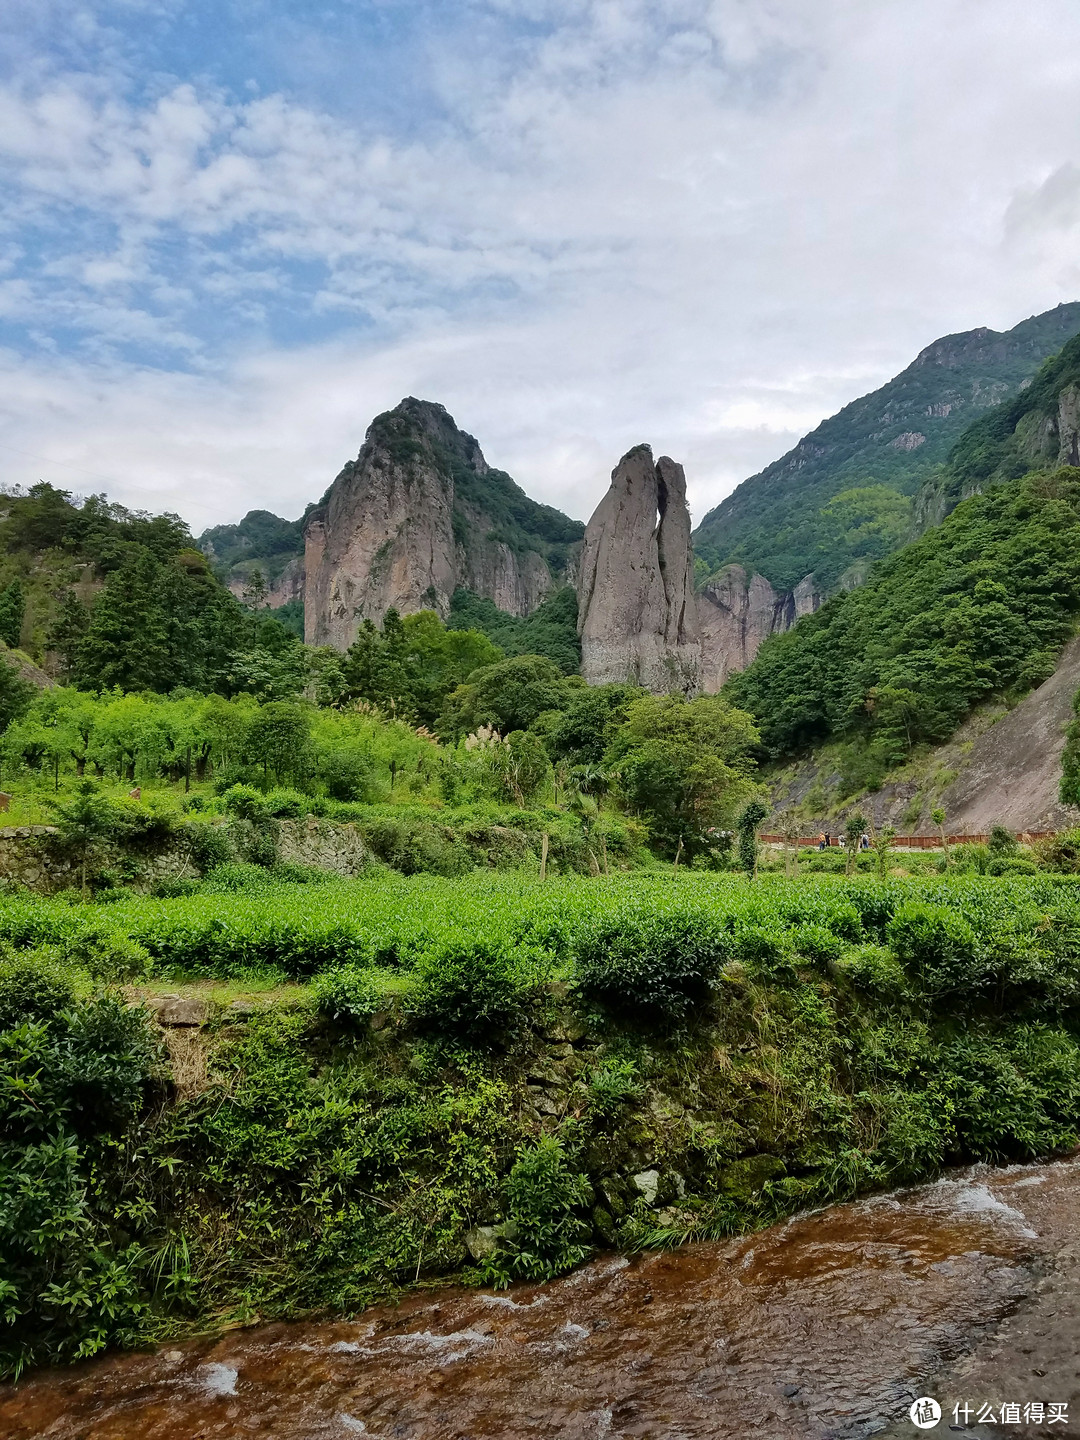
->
[940, 636, 1080, 833]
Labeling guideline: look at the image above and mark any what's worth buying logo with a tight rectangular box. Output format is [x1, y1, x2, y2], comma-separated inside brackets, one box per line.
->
[909, 1398, 941, 1429]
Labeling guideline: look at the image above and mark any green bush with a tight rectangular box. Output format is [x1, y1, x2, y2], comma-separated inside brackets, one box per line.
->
[0, 980, 160, 1376]
[574, 908, 730, 1023]
[182, 820, 233, 875]
[587, 1056, 640, 1116]
[201, 862, 277, 894]
[791, 923, 845, 967]
[150, 877, 202, 899]
[263, 788, 309, 819]
[408, 939, 531, 1043]
[831, 943, 908, 999]
[220, 784, 269, 822]
[312, 966, 384, 1029]
[886, 901, 983, 996]
[61, 926, 151, 981]
[489, 1135, 591, 1283]
[320, 749, 377, 803]
[0, 952, 76, 1029]
[735, 924, 797, 982]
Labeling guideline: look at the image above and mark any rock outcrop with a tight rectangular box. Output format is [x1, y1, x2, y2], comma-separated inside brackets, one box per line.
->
[304, 399, 582, 650]
[696, 566, 822, 692]
[577, 445, 700, 692]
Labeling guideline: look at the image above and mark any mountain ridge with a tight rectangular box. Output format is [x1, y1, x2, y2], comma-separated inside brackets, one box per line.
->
[692, 301, 1080, 591]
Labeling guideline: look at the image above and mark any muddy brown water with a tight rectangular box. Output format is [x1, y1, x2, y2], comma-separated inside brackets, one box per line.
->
[4, 1160, 1080, 1440]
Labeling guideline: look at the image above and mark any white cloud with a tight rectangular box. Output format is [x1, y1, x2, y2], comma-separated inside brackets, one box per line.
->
[1, 0, 1080, 533]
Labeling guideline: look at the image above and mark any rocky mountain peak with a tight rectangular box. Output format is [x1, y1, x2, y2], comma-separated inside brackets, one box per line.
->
[577, 444, 700, 692]
[303, 398, 582, 650]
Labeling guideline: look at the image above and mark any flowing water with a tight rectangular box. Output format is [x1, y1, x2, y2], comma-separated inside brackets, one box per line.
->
[5, 1159, 1080, 1440]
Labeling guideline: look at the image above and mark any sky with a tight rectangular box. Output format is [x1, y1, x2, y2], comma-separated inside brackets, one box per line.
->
[2, 0, 1080, 536]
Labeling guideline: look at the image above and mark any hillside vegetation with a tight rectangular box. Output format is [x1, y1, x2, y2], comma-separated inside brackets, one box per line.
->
[726, 466, 1080, 790]
[6, 869, 1080, 1374]
[929, 331, 1080, 508]
[693, 302, 1080, 591]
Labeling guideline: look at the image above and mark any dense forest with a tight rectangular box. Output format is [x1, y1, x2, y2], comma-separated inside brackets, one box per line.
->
[726, 466, 1080, 789]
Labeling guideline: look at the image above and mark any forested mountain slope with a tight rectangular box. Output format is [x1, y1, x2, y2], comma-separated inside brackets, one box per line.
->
[693, 302, 1080, 592]
[0, 481, 301, 697]
[916, 331, 1080, 523]
[725, 466, 1080, 791]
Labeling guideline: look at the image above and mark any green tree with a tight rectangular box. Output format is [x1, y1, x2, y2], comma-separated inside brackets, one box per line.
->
[608, 693, 761, 857]
[46, 592, 90, 679]
[737, 798, 770, 878]
[46, 781, 120, 899]
[843, 810, 868, 875]
[0, 581, 25, 649]
[1062, 688, 1080, 808]
[0, 656, 35, 739]
[245, 702, 312, 788]
[489, 730, 550, 806]
[438, 654, 572, 738]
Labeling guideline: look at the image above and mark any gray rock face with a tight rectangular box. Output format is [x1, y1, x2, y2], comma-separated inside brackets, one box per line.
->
[577, 446, 700, 692]
[697, 564, 823, 692]
[1058, 383, 1080, 467]
[304, 398, 578, 649]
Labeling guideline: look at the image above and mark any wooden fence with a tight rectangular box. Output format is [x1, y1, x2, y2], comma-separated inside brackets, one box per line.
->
[760, 832, 1056, 850]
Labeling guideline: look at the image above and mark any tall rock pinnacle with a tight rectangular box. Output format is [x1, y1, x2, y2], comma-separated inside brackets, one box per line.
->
[576, 445, 700, 692]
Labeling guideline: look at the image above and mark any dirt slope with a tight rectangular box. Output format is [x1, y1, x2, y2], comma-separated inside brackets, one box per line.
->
[940, 636, 1080, 833]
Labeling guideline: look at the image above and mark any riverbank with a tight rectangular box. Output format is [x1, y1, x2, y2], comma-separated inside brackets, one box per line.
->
[5, 870, 1080, 1380]
[4, 1158, 1078, 1438]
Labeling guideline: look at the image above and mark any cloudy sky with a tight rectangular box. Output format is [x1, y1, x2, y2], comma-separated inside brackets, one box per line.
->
[2, 0, 1080, 535]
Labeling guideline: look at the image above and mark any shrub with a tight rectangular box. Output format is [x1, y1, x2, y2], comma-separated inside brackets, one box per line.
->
[201, 862, 276, 894]
[0, 984, 159, 1376]
[574, 908, 730, 1023]
[360, 816, 472, 878]
[220, 784, 269, 822]
[587, 1056, 640, 1116]
[320, 749, 377, 803]
[150, 877, 201, 899]
[312, 966, 384, 1029]
[790, 923, 845, 968]
[182, 821, 233, 875]
[886, 901, 983, 996]
[831, 943, 908, 999]
[1033, 829, 1080, 874]
[0, 952, 75, 1030]
[61, 926, 151, 981]
[989, 857, 1038, 877]
[263, 788, 309, 819]
[408, 939, 530, 1043]
[735, 924, 797, 983]
[489, 1135, 591, 1282]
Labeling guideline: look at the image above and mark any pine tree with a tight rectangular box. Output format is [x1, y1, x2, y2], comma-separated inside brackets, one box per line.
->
[47, 591, 90, 678]
[74, 550, 172, 691]
[0, 580, 26, 649]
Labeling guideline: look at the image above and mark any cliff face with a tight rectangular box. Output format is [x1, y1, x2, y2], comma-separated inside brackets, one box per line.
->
[916, 329, 1080, 528]
[577, 445, 700, 692]
[304, 399, 583, 650]
[697, 565, 822, 692]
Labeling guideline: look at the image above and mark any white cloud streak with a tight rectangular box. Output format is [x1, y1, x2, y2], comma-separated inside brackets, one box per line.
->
[1, 0, 1080, 532]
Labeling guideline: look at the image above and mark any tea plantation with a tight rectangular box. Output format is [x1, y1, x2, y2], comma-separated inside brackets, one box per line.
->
[4, 869, 1080, 1376]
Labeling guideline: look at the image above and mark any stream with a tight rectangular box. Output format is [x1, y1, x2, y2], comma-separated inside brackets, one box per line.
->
[4, 1158, 1080, 1440]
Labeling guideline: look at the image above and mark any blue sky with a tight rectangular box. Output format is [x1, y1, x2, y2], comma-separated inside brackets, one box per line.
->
[2, 0, 1080, 532]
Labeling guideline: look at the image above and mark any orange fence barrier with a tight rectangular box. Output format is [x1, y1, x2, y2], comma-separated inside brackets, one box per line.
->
[760, 832, 1056, 849]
